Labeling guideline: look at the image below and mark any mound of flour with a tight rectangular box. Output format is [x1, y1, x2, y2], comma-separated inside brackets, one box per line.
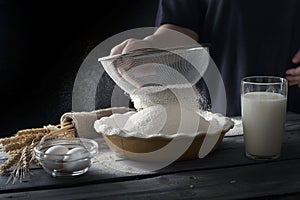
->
[123, 85, 210, 135]
[123, 103, 210, 135]
[123, 104, 167, 135]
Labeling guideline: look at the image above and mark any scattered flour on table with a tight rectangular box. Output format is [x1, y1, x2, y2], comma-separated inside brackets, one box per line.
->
[92, 151, 151, 174]
[225, 117, 243, 136]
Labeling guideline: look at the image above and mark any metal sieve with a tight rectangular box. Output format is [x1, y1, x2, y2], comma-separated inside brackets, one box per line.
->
[98, 45, 210, 95]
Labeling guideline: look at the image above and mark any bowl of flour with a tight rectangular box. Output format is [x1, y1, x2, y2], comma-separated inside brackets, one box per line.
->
[94, 86, 234, 162]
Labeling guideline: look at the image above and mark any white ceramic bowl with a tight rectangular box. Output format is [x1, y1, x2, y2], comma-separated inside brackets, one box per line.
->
[94, 111, 234, 162]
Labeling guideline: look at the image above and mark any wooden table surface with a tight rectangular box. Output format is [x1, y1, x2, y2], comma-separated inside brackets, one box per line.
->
[0, 113, 300, 200]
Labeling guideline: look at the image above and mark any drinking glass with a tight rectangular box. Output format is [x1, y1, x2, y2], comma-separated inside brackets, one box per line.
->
[241, 76, 288, 160]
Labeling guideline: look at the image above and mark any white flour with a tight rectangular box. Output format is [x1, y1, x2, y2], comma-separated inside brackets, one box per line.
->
[130, 85, 200, 110]
[94, 85, 234, 137]
[123, 85, 211, 135]
[123, 104, 167, 135]
[123, 104, 210, 135]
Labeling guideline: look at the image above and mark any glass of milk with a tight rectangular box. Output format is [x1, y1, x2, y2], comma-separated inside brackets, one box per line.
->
[241, 76, 287, 160]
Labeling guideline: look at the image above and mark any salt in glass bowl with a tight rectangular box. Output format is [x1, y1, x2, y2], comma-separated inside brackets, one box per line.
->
[34, 138, 98, 177]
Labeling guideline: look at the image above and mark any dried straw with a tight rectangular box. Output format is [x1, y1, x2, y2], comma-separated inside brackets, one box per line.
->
[0, 122, 76, 183]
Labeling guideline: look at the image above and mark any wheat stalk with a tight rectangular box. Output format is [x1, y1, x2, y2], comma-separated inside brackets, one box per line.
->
[0, 122, 76, 183]
[15, 128, 51, 136]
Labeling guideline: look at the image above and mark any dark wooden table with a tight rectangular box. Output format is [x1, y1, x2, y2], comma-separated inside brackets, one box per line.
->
[0, 113, 300, 200]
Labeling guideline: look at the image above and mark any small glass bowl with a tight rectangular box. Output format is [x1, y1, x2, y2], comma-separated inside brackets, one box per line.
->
[34, 138, 98, 177]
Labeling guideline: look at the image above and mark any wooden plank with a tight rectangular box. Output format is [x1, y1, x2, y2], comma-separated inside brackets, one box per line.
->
[254, 193, 300, 200]
[0, 159, 299, 200]
[0, 113, 299, 192]
[0, 130, 299, 193]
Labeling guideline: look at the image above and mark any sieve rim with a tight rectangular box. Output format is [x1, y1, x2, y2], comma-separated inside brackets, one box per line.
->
[97, 44, 210, 62]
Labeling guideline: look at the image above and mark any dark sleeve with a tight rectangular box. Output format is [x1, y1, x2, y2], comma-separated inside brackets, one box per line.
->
[155, 0, 207, 37]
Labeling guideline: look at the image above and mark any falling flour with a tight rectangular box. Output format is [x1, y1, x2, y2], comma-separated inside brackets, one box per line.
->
[130, 85, 201, 110]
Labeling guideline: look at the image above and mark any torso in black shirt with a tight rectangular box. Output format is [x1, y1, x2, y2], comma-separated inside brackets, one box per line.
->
[156, 0, 300, 116]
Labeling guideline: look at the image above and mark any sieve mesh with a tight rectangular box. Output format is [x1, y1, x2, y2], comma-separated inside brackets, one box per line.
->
[98, 45, 210, 95]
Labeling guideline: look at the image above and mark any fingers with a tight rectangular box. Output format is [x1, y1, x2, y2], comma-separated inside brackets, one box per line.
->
[286, 66, 300, 75]
[109, 39, 140, 80]
[122, 39, 153, 53]
[286, 66, 300, 87]
[110, 40, 130, 56]
[111, 38, 152, 56]
[109, 38, 154, 89]
[286, 76, 300, 86]
[292, 49, 300, 64]
[286, 68, 295, 75]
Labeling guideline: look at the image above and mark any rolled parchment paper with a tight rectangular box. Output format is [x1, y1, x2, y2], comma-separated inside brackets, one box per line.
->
[60, 107, 134, 139]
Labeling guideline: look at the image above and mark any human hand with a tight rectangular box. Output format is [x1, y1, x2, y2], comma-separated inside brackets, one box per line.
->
[108, 38, 158, 89]
[106, 26, 199, 91]
[286, 49, 300, 87]
[110, 25, 199, 56]
[110, 38, 153, 56]
[109, 31, 177, 57]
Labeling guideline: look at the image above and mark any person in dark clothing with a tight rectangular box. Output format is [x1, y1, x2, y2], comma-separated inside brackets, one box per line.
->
[110, 0, 300, 116]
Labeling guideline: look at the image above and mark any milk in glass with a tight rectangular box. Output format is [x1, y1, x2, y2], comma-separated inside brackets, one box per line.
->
[241, 92, 287, 158]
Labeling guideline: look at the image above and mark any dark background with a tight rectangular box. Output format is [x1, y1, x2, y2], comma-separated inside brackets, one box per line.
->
[0, 0, 159, 137]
